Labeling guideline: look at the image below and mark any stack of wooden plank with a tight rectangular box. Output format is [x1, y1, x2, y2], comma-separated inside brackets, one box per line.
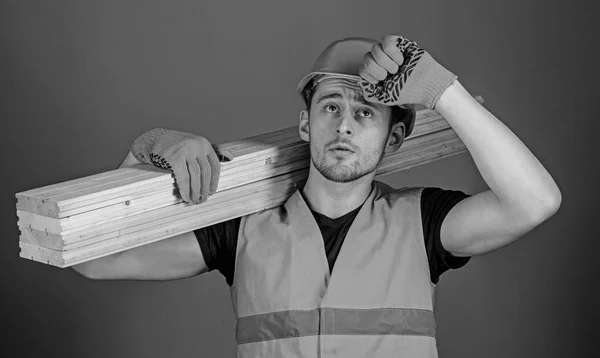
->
[16, 96, 483, 268]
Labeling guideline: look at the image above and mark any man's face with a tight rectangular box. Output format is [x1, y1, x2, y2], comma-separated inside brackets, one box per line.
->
[300, 77, 396, 183]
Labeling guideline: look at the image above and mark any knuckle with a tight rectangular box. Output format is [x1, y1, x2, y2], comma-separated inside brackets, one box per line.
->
[383, 40, 397, 55]
[181, 137, 197, 146]
[377, 43, 390, 59]
[200, 138, 211, 149]
[358, 64, 368, 77]
[371, 46, 384, 64]
[385, 43, 402, 57]
[186, 137, 207, 151]
[371, 43, 382, 56]
[383, 35, 399, 47]
[363, 52, 375, 67]
[385, 35, 399, 41]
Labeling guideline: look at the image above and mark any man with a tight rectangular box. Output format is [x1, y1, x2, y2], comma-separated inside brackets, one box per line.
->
[73, 36, 562, 357]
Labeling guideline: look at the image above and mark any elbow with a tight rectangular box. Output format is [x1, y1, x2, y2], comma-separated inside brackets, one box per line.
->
[531, 188, 562, 224]
[72, 265, 93, 279]
[71, 262, 104, 280]
[545, 185, 562, 215]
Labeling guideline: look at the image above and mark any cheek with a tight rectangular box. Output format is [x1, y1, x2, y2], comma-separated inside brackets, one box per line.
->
[308, 119, 331, 142]
[361, 129, 388, 153]
[310, 115, 329, 131]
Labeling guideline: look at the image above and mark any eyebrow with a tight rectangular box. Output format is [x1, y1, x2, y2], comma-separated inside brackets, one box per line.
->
[315, 92, 378, 110]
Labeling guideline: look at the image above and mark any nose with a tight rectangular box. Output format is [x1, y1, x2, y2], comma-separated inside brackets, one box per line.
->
[335, 110, 354, 136]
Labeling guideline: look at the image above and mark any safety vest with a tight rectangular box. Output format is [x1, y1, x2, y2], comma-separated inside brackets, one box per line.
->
[230, 181, 438, 357]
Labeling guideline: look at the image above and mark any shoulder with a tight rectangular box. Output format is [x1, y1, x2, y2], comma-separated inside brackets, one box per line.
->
[374, 180, 422, 196]
[370, 182, 428, 227]
[239, 201, 289, 234]
[420, 187, 471, 211]
[373, 181, 425, 206]
[374, 182, 471, 226]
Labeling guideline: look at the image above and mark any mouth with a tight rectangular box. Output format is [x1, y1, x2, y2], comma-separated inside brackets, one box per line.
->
[329, 143, 356, 153]
[331, 148, 353, 153]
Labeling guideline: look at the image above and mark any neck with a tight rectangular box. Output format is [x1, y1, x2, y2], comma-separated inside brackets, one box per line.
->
[301, 163, 375, 219]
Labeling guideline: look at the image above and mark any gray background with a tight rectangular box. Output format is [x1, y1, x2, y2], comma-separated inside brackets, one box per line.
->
[1, 0, 597, 357]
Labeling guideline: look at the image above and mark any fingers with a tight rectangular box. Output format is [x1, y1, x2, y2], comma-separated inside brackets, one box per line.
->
[371, 43, 399, 74]
[358, 64, 379, 85]
[382, 35, 405, 65]
[359, 39, 406, 85]
[176, 157, 216, 204]
[156, 137, 229, 204]
[360, 52, 388, 83]
[196, 156, 211, 203]
[171, 163, 191, 203]
[187, 159, 203, 204]
[206, 150, 220, 195]
[180, 142, 227, 204]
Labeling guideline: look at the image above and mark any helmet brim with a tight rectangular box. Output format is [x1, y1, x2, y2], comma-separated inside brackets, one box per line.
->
[296, 72, 362, 95]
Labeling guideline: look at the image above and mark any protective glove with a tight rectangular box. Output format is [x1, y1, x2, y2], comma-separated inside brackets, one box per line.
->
[358, 35, 457, 110]
[130, 128, 233, 204]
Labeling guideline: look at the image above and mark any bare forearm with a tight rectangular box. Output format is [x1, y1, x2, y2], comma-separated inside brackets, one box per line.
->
[71, 231, 208, 281]
[435, 81, 561, 219]
[71, 252, 125, 279]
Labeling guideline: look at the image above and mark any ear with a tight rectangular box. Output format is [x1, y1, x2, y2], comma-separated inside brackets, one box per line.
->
[384, 122, 405, 153]
[299, 109, 310, 142]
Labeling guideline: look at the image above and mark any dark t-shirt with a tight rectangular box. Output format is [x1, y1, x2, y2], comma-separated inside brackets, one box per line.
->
[194, 187, 471, 286]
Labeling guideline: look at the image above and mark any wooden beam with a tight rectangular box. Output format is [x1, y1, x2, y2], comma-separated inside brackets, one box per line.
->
[16, 96, 483, 267]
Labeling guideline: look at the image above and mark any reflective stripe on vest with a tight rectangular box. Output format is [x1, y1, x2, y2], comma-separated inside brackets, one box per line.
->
[237, 307, 435, 345]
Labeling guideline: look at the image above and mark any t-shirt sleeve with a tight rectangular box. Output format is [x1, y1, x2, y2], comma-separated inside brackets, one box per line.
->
[193, 217, 241, 286]
[421, 187, 472, 284]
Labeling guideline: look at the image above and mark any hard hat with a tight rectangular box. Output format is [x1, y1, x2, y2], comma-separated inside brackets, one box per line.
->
[296, 37, 416, 137]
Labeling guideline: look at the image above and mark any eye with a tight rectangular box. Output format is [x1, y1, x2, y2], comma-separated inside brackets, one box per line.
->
[359, 109, 373, 117]
[325, 104, 338, 113]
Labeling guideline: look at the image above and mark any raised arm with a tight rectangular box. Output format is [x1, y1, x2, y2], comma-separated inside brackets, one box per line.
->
[359, 36, 561, 257]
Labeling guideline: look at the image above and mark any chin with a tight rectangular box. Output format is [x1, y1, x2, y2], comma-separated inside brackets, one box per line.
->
[311, 150, 379, 183]
[317, 162, 371, 183]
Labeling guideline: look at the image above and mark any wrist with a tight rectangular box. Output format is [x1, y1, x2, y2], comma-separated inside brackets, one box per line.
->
[421, 54, 457, 109]
[433, 80, 469, 114]
[130, 128, 169, 164]
[119, 150, 143, 169]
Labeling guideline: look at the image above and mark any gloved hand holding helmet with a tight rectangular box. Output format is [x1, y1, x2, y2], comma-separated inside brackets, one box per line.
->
[296, 37, 417, 139]
[297, 35, 458, 136]
[358, 35, 457, 110]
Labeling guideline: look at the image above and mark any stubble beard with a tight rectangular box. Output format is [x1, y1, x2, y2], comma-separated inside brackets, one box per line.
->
[311, 143, 386, 183]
